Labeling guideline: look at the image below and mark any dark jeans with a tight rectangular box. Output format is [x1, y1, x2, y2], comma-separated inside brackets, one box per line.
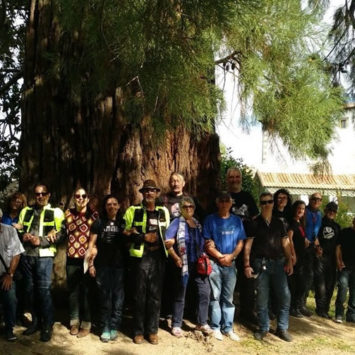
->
[0, 280, 17, 332]
[133, 251, 165, 336]
[171, 263, 210, 328]
[314, 254, 336, 314]
[254, 257, 290, 332]
[21, 255, 53, 329]
[335, 268, 355, 322]
[66, 260, 91, 328]
[297, 246, 315, 308]
[95, 266, 125, 331]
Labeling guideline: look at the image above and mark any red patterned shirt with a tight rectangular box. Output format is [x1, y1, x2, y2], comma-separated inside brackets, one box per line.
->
[65, 208, 98, 258]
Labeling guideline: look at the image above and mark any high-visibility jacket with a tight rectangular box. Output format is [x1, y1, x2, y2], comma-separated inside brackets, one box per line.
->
[18, 204, 64, 257]
[124, 204, 170, 258]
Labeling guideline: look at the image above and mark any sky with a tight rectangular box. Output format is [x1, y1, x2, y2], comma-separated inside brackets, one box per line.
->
[215, 0, 352, 173]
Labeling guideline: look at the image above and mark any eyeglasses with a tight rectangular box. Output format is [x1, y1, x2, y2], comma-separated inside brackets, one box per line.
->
[311, 197, 322, 202]
[143, 188, 157, 193]
[35, 192, 48, 197]
[182, 205, 194, 210]
[260, 200, 274, 205]
[75, 194, 87, 199]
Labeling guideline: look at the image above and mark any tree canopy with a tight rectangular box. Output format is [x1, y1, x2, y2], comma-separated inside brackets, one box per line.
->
[0, 0, 347, 192]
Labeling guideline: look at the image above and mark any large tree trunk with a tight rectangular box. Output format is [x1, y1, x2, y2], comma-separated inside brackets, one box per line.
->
[20, 0, 221, 207]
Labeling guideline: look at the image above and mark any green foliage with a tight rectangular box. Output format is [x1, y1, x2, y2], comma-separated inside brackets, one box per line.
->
[220, 146, 257, 201]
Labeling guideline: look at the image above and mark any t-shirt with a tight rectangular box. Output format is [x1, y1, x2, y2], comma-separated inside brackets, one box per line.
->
[249, 215, 287, 259]
[317, 217, 340, 257]
[230, 191, 259, 220]
[273, 209, 290, 231]
[305, 207, 322, 242]
[91, 218, 126, 267]
[1, 214, 19, 226]
[165, 218, 204, 263]
[288, 220, 306, 258]
[203, 213, 246, 254]
[162, 193, 183, 220]
[0, 223, 24, 274]
[337, 227, 355, 270]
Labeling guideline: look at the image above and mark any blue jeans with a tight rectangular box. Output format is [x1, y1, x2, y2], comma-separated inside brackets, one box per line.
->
[209, 260, 237, 333]
[335, 268, 355, 322]
[0, 280, 17, 332]
[254, 258, 290, 332]
[172, 263, 210, 328]
[95, 266, 125, 331]
[21, 255, 53, 328]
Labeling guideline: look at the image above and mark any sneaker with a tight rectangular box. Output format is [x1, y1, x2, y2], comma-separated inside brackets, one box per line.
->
[276, 329, 292, 342]
[254, 330, 267, 341]
[213, 329, 223, 341]
[110, 330, 118, 340]
[171, 327, 183, 338]
[334, 316, 343, 324]
[195, 324, 213, 336]
[100, 330, 110, 343]
[5, 330, 17, 342]
[224, 330, 240, 342]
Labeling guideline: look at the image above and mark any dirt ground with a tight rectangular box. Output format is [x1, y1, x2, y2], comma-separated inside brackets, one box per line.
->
[1, 312, 355, 355]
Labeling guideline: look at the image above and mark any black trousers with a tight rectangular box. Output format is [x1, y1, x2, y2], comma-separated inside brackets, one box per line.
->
[314, 254, 336, 314]
[297, 246, 315, 309]
[133, 251, 165, 336]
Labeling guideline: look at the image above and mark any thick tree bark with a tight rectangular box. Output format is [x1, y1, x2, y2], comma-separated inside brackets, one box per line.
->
[20, 0, 220, 206]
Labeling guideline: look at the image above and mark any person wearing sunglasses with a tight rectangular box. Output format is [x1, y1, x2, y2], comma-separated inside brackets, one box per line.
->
[204, 191, 246, 342]
[18, 183, 65, 342]
[244, 192, 293, 342]
[123, 179, 170, 345]
[65, 188, 98, 337]
[164, 196, 212, 338]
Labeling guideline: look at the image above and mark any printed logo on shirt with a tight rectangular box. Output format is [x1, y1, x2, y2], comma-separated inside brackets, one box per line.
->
[232, 204, 248, 217]
[323, 226, 335, 240]
[170, 203, 180, 218]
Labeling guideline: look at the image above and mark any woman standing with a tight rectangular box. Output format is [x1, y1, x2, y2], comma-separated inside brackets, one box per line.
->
[88, 195, 126, 342]
[165, 196, 212, 337]
[65, 188, 98, 337]
[2, 192, 27, 227]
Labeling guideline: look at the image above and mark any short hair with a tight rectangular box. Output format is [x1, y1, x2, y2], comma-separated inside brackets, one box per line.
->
[179, 196, 195, 209]
[34, 183, 49, 193]
[170, 172, 185, 183]
[260, 192, 273, 201]
[226, 167, 241, 177]
[101, 194, 119, 218]
[309, 192, 322, 199]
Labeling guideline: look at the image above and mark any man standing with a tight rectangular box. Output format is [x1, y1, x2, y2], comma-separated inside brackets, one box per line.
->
[302, 192, 323, 316]
[244, 192, 293, 342]
[18, 184, 65, 342]
[0, 209, 24, 341]
[204, 192, 246, 341]
[226, 167, 259, 323]
[335, 217, 355, 323]
[124, 180, 170, 345]
[314, 202, 340, 318]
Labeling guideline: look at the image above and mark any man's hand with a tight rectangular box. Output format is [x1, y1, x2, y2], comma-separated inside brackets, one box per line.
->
[218, 254, 234, 267]
[174, 257, 183, 268]
[284, 259, 293, 276]
[337, 261, 345, 271]
[205, 239, 215, 250]
[244, 266, 254, 278]
[46, 229, 57, 243]
[144, 233, 158, 243]
[23, 233, 33, 242]
[89, 265, 96, 278]
[1, 274, 13, 291]
[304, 239, 310, 248]
[30, 236, 41, 246]
[291, 253, 297, 266]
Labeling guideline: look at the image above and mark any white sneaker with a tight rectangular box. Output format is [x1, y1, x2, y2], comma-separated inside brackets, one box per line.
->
[225, 330, 240, 342]
[213, 329, 223, 341]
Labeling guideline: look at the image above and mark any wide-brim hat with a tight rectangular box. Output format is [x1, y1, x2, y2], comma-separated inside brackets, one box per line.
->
[139, 179, 161, 193]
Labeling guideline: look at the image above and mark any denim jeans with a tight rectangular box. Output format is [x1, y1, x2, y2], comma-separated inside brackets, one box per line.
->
[66, 260, 91, 328]
[209, 260, 237, 333]
[172, 262, 210, 328]
[0, 280, 17, 332]
[95, 266, 125, 331]
[21, 255, 53, 328]
[335, 268, 355, 322]
[254, 257, 290, 332]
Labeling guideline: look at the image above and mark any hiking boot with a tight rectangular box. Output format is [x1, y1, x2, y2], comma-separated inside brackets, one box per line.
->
[276, 329, 292, 342]
[299, 307, 312, 317]
[133, 334, 144, 344]
[254, 330, 267, 341]
[148, 333, 158, 345]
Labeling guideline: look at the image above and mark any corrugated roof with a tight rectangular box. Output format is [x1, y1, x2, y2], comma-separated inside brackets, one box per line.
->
[256, 172, 355, 196]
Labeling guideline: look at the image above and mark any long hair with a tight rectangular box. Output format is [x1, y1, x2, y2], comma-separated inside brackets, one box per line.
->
[291, 200, 306, 228]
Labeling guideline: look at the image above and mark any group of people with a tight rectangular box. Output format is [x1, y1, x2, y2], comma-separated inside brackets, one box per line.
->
[0, 168, 354, 346]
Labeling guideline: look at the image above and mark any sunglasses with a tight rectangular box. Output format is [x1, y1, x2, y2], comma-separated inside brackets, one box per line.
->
[182, 205, 194, 209]
[75, 194, 87, 199]
[143, 188, 157, 192]
[35, 192, 48, 197]
[260, 199, 274, 205]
